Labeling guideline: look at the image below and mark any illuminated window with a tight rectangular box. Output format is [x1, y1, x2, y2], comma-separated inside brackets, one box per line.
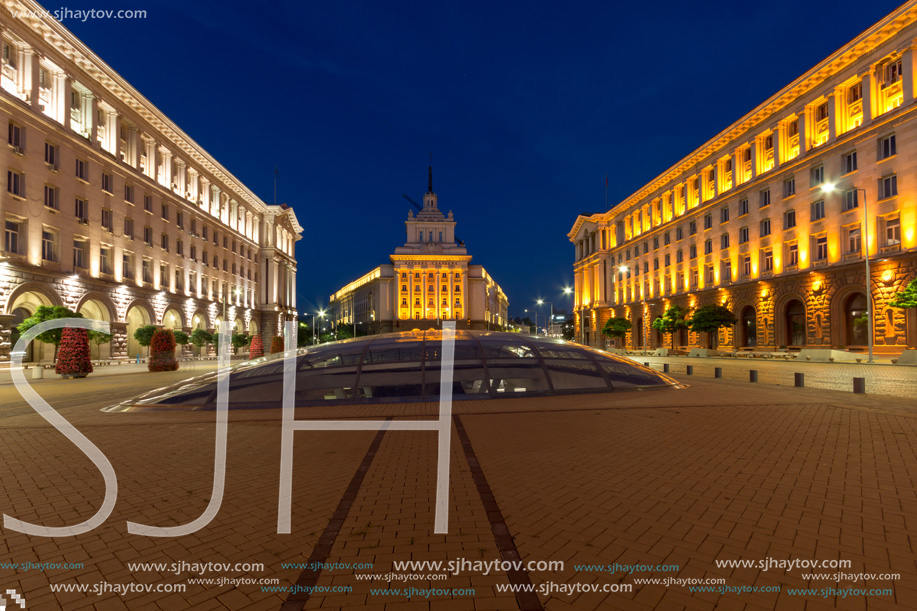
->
[723, 260, 732, 281]
[882, 59, 903, 87]
[705, 265, 714, 284]
[691, 268, 698, 287]
[99, 244, 112, 274]
[6, 170, 24, 198]
[886, 218, 901, 246]
[123, 252, 134, 280]
[848, 83, 863, 103]
[847, 226, 861, 253]
[814, 235, 828, 261]
[816, 102, 829, 122]
[4, 219, 22, 254]
[763, 250, 773, 273]
[879, 175, 898, 200]
[743, 256, 751, 277]
[787, 243, 799, 267]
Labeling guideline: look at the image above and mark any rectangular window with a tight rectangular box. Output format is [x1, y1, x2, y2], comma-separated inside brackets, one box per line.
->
[144, 194, 152, 213]
[7, 170, 24, 197]
[664, 253, 671, 266]
[842, 151, 857, 174]
[161, 203, 169, 220]
[122, 252, 134, 279]
[815, 235, 828, 260]
[760, 218, 771, 237]
[689, 244, 697, 259]
[190, 245, 197, 261]
[8, 121, 23, 150]
[720, 206, 729, 223]
[41, 229, 56, 262]
[176, 211, 184, 230]
[142, 259, 152, 283]
[675, 227, 683, 241]
[743, 256, 751, 277]
[724, 260, 732, 282]
[652, 237, 659, 250]
[44, 142, 58, 169]
[843, 190, 858, 211]
[816, 102, 830, 122]
[664, 232, 671, 245]
[848, 227, 861, 253]
[123, 217, 134, 240]
[879, 135, 897, 159]
[691, 268, 699, 287]
[101, 172, 112, 193]
[75, 158, 88, 181]
[810, 166, 824, 187]
[739, 227, 749, 244]
[177, 240, 184, 257]
[738, 197, 749, 216]
[759, 189, 771, 208]
[202, 225, 209, 240]
[812, 199, 825, 221]
[763, 250, 773, 272]
[848, 82, 863, 103]
[43, 184, 59, 209]
[704, 239, 713, 254]
[721, 233, 730, 249]
[73, 239, 87, 269]
[783, 177, 795, 198]
[124, 184, 134, 203]
[887, 218, 902, 246]
[4, 219, 22, 254]
[676, 249, 683, 263]
[642, 241, 649, 254]
[705, 265, 714, 284]
[784, 210, 796, 229]
[653, 258, 659, 270]
[879, 175, 898, 199]
[689, 220, 697, 235]
[161, 233, 169, 252]
[703, 214, 712, 230]
[787, 243, 799, 267]
[101, 208, 113, 232]
[883, 59, 903, 86]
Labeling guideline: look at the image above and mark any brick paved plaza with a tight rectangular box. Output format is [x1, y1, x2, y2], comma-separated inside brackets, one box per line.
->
[0, 367, 916, 610]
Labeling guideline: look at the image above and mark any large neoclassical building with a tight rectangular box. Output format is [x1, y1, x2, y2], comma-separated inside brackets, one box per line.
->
[0, 0, 301, 362]
[329, 168, 508, 334]
[570, 1, 917, 354]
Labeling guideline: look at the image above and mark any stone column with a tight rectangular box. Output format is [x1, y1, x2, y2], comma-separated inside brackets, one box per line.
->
[903, 47, 915, 106]
[797, 109, 808, 156]
[749, 142, 758, 181]
[773, 125, 783, 169]
[60, 72, 71, 130]
[827, 91, 839, 142]
[109, 322, 129, 360]
[862, 69, 875, 124]
[0, 314, 15, 363]
[26, 49, 39, 112]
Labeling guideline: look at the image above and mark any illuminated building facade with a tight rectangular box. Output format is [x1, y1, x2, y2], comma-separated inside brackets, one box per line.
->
[329, 167, 508, 334]
[570, 2, 917, 353]
[0, 1, 301, 363]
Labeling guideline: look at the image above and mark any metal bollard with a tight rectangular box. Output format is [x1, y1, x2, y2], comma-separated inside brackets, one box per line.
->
[663, 363, 670, 373]
[749, 370, 758, 383]
[714, 367, 722, 378]
[853, 377, 866, 394]
[686, 365, 693, 375]
[795, 372, 804, 387]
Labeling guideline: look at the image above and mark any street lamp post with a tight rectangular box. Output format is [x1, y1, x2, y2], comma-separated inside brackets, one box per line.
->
[537, 299, 554, 337]
[823, 184, 874, 363]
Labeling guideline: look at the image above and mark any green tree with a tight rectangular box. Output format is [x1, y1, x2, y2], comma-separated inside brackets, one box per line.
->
[890, 278, 917, 309]
[651, 306, 689, 349]
[173, 330, 190, 345]
[297, 321, 312, 347]
[133, 325, 157, 348]
[601, 317, 632, 345]
[231, 332, 251, 351]
[688, 305, 737, 348]
[190, 329, 212, 355]
[17, 306, 82, 359]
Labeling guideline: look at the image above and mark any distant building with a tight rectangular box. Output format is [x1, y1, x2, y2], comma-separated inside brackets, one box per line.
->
[0, 3, 301, 363]
[570, 1, 917, 353]
[329, 167, 508, 334]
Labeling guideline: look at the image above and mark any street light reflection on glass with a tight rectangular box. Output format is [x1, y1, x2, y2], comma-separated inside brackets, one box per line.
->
[821, 182, 873, 363]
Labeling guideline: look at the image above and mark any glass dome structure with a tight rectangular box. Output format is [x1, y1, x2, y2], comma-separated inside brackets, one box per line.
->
[110, 331, 680, 412]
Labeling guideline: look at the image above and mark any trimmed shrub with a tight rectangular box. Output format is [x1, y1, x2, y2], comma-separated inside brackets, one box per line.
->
[270, 336, 285, 354]
[55, 327, 93, 378]
[249, 334, 264, 359]
[148, 329, 179, 372]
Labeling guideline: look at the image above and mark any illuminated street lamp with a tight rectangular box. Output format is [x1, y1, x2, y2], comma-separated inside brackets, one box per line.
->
[537, 299, 554, 337]
[312, 309, 326, 345]
[524, 308, 537, 335]
[822, 183, 874, 363]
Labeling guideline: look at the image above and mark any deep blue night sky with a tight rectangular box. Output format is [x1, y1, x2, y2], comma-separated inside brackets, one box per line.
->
[60, 0, 903, 318]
